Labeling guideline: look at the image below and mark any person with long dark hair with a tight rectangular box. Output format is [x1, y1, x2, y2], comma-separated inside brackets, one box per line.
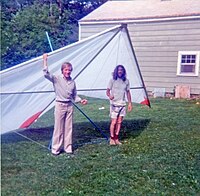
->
[106, 65, 133, 145]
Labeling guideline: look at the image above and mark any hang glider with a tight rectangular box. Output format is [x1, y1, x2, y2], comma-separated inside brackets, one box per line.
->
[0, 24, 150, 134]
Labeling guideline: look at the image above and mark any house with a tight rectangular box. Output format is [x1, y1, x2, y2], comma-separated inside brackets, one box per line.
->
[78, 0, 200, 97]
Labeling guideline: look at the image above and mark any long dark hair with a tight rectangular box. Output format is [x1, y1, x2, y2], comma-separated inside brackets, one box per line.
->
[113, 65, 126, 81]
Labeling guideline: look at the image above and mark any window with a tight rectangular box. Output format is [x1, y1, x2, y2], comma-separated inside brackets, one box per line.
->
[177, 51, 200, 76]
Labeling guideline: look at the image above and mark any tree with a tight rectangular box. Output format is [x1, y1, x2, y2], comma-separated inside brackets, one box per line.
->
[1, 2, 74, 69]
[1, 0, 108, 70]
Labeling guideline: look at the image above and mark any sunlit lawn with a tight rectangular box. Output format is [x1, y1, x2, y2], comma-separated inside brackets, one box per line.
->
[1, 97, 200, 195]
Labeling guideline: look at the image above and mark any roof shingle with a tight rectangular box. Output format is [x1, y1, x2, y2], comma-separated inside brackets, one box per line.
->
[80, 0, 200, 22]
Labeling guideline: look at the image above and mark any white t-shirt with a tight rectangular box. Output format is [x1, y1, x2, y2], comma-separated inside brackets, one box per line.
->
[107, 78, 130, 106]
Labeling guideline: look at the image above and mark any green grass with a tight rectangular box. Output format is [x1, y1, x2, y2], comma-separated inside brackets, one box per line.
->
[1, 98, 200, 195]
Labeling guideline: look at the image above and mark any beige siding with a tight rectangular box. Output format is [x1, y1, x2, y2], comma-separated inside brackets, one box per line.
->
[79, 19, 200, 95]
[79, 24, 120, 39]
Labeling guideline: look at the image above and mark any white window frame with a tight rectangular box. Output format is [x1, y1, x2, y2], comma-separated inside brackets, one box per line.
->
[177, 51, 200, 76]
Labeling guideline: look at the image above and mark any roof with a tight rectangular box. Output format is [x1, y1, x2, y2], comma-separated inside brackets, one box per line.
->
[80, 0, 200, 22]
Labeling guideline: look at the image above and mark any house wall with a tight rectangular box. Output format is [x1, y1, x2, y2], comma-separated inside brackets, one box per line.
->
[79, 18, 200, 95]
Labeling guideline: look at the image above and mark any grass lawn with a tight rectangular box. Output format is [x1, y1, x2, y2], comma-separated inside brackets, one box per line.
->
[1, 97, 200, 195]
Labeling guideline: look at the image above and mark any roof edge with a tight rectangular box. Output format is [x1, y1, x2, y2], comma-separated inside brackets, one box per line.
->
[79, 15, 200, 25]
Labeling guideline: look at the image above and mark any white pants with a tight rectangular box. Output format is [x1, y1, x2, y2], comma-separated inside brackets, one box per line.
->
[51, 102, 73, 154]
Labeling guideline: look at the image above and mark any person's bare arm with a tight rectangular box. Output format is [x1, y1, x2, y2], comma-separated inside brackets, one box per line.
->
[127, 90, 133, 112]
[106, 88, 114, 100]
[42, 53, 54, 82]
[43, 53, 48, 69]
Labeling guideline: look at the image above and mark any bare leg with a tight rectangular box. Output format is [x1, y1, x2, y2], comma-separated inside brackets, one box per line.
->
[110, 118, 117, 145]
[115, 117, 123, 145]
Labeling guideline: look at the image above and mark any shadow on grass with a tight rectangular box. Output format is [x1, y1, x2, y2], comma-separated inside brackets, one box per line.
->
[121, 118, 151, 139]
[1, 118, 150, 150]
[73, 118, 150, 149]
